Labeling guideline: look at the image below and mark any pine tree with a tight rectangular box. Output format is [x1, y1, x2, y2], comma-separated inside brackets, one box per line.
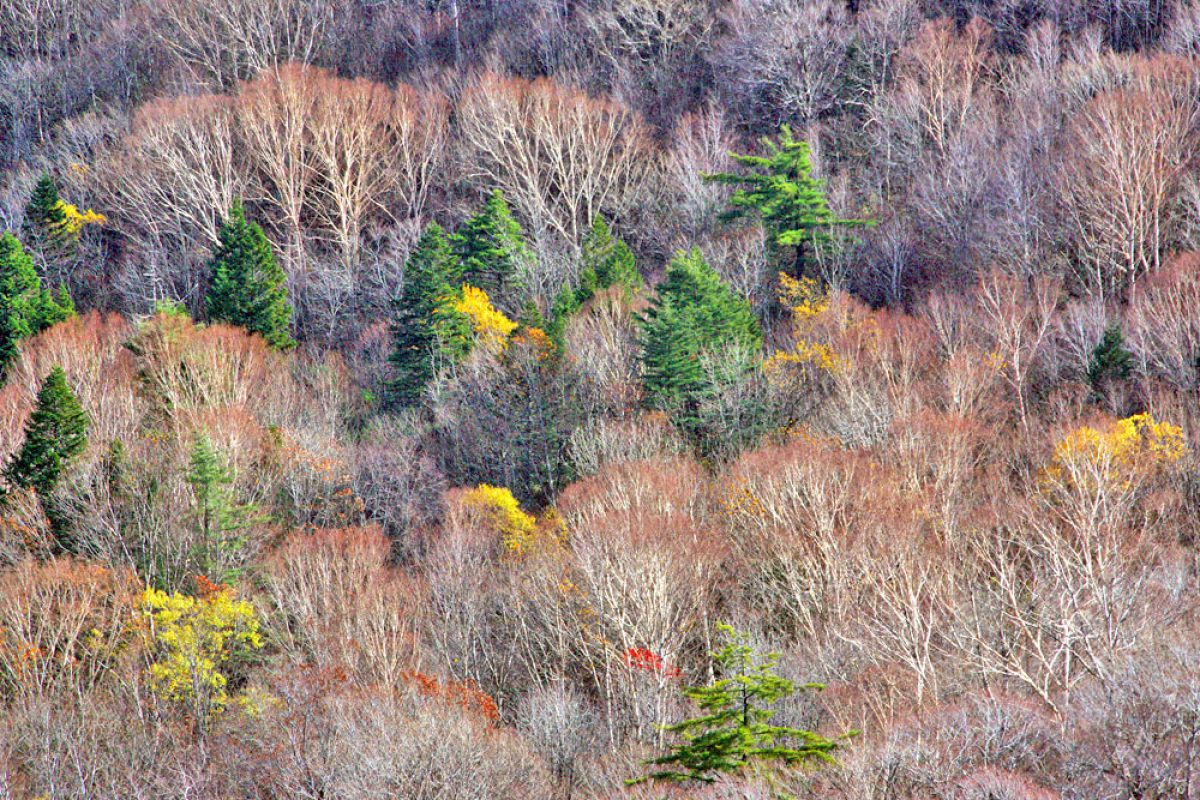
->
[705, 125, 867, 279]
[22, 173, 69, 254]
[629, 624, 848, 789]
[205, 200, 295, 349]
[454, 190, 531, 311]
[0, 233, 74, 379]
[387, 223, 471, 409]
[1088, 322, 1134, 393]
[187, 433, 256, 582]
[5, 366, 89, 499]
[640, 248, 762, 444]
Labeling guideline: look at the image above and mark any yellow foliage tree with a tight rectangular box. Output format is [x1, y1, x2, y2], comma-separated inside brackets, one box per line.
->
[1044, 413, 1186, 499]
[141, 585, 264, 727]
[53, 200, 106, 238]
[460, 484, 566, 556]
[453, 285, 517, 352]
[763, 273, 846, 377]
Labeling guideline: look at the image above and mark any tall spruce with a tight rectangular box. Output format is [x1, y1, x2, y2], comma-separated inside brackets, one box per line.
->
[629, 624, 848, 788]
[22, 173, 69, 254]
[546, 216, 639, 346]
[5, 366, 89, 500]
[205, 200, 295, 349]
[187, 433, 256, 582]
[454, 190, 531, 311]
[705, 125, 867, 279]
[0, 233, 74, 379]
[1088, 322, 1134, 392]
[640, 248, 761, 444]
[387, 223, 470, 409]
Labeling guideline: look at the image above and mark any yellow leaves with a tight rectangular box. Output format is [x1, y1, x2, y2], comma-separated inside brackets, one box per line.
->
[141, 585, 263, 719]
[1044, 413, 1186, 497]
[51, 199, 105, 238]
[461, 484, 566, 556]
[778, 273, 830, 323]
[454, 285, 517, 352]
[764, 339, 845, 376]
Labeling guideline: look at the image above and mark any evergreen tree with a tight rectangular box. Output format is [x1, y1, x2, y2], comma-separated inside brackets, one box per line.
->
[579, 215, 640, 295]
[1088, 321, 1134, 392]
[630, 624, 848, 790]
[705, 125, 867, 279]
[5, 366, 89, 500]
[0, 233, 75, 379]
[205, 200, 295, 349]
[387, 223, 471, 409]
[640, 249, 762, 445]
[22, 173, 69, 253]
[453, 190, 531, 311]
[187, 433, 256, 582]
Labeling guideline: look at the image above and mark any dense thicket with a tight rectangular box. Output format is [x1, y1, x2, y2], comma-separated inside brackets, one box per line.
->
[5, 2, 1200, 799]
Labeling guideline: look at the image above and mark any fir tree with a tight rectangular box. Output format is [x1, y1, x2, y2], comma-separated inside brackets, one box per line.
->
[580, 215, 640, 295]
[5, 366, 90, 500]
[187, 433, 256, 582]
[387, 223, 471, 409]
[629, 624, 849, 790]
[205, 200, 295, 349]
[705, 125, 867, 279]
[454, 190, 531, 311]
[0, 233, 74, 379]
[640, 248, 761, 445]
[22, 173, 69, 254]
[1088, 322, 1134, 393]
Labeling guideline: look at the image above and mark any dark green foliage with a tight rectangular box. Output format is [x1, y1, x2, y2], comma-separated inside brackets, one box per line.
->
[630, 624, 848, 789]
[22, 173, 69, 252]
[205, 200, 295, 350]
[387, 223, 471, 409]
[0, 233, 75, 379]
[1088, 322, 1134, 392]
[546, 216, 639, 347]
[705, 125, 867, 279]
[187, 433, 256, 582]
[640, 249, 762, 449]
[5, 366, 89, 500]
[453, 190, 531, 312]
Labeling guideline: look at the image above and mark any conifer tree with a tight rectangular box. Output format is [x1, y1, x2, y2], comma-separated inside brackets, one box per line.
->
[1088, 321, 1134, 393]
[0, 233, 75, 379]
[22, 173, 69, 254]
[705, 125, 867, 279]
[5, 366, 89, 499]
[640, 248, 761, 443]
[205, 200, 295, 349]
[546, 216, 639, 347]
[454, 190, 531, 311]
[187, 433, 256, 582]
[630, 624, 848, 789]
[387, 223, 471, 409]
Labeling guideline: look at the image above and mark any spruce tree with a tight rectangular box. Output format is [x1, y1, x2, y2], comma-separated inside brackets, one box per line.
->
[205, 200, 295, 349]
[454, 190, 531, 311]
[640, 248, 761, 443]
[580, 215, 640, 295]
[5, 366, 90, 499]
[629, 625, 848, 789]
[387, 223, 470, 409]
[1088, 322, 1134, 393]
[705, 125, 867, 279]
[0, 233, 74, 379]
[187, 433, 256, 582]
[22, 173, 69, 254]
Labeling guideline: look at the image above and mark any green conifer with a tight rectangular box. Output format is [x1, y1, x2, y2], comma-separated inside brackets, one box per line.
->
[205, 200, 295, 349]
[187, 433, 256, 582]
[0, 233, 74, 379]
[630, 624, 849, 788]
[5, 366, 90, 499]
[640, 248, 761, 443]
[705, 125, 867, 279]
[22, 173, 69, 254]
[453, 190, 531, 311]
[1088, 321, 1134, 392]
[580, 215, 639, 295]
[387, 223, 471, 409]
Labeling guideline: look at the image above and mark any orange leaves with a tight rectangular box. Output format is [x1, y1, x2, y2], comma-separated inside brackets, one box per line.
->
[401, 670, 500, 724]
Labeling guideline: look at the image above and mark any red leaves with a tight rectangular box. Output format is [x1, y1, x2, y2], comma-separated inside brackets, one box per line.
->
[623, 646, 681, 678]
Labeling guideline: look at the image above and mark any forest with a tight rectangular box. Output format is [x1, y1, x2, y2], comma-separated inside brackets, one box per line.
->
[2, 0, 1200, 797]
